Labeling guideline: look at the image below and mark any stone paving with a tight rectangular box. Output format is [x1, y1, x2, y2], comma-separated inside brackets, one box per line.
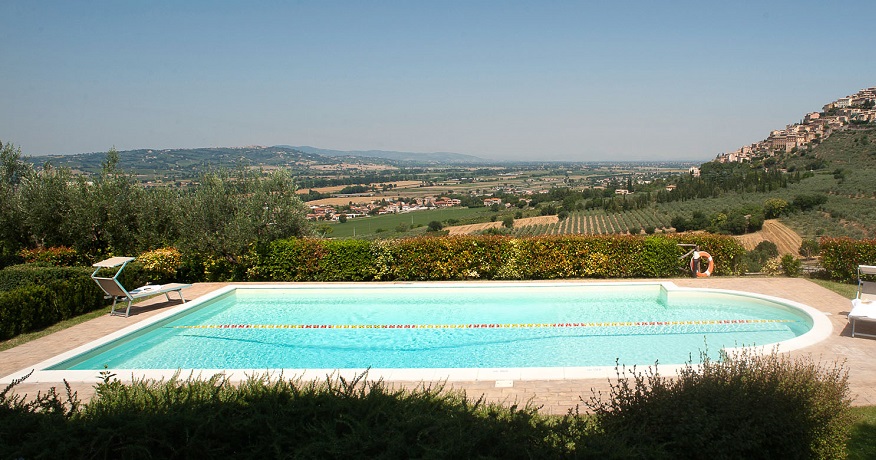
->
[2, 278, 875, 415]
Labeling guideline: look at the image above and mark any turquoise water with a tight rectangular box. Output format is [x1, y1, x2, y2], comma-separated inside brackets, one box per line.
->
[51, 284, 812, 370]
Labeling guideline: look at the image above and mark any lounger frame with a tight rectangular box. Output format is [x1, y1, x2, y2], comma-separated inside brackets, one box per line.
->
[91, 257, 190, 317]
[849, 265, 876, 338]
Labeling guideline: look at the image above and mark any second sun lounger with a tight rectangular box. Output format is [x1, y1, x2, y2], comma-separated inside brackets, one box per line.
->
[849, 265, 876, 338]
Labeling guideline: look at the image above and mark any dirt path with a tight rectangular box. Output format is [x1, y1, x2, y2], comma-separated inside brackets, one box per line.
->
[734, 219, 803, 255]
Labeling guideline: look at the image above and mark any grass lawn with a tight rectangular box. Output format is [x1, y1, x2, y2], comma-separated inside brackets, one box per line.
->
[849, 406, 876, 459]
[0, 306, 111, 352]
[326, 206, 499, 238]
[808, 277, 858, 299]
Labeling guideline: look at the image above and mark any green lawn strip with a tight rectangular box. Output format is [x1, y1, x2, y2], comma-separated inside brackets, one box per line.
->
[0, 306, 111, 352]
[849, 406, 876, 460]
[808, 277, 858, 299]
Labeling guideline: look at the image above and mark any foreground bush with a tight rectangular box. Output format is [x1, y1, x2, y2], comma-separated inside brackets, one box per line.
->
[0, 372, 574, 459]
[1, 350, 854, 458]
[585, 349, 853, 459]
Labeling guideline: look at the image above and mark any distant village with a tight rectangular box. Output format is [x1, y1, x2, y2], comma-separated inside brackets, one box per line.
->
[716, 86, 876, 164]
[308, 194, 532, 222]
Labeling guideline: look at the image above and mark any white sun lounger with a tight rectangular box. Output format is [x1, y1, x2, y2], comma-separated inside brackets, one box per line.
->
[849, 265, 876, 338]
[91, 256, 191, 317]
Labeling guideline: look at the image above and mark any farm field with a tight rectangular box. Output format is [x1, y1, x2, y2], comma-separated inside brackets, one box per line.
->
[510, 209, 673, 237]
[733, 220, 803, 255]
[325, 207, 497, 238]
[445, 215, 559, 235]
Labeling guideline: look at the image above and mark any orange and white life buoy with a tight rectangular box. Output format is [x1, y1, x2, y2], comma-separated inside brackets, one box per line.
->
[690, 251, 714, 277]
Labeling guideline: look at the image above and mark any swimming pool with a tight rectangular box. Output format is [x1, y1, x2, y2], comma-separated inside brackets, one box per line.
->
[5, 282, 833, 383]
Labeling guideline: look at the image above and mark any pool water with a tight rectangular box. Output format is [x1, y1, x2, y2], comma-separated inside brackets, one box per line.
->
[50, 283, 813, 371]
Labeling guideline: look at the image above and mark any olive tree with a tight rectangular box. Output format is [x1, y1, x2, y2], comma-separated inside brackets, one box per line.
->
[19, 162, 74, 249]
[178, 167, 311, 277]
[62, 148, 144, 256]
[0, 141, 33, 263]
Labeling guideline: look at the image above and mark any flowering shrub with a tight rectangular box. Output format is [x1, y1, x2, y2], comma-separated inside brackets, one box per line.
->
[820, 237, 876, 282]
[17, 246, 83, 267]
[137, 247, 182, 283]
[249, 234, 745, 282]
[761, 257, 783, 275]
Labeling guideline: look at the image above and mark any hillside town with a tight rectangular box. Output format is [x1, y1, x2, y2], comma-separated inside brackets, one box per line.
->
[307, 196, 464, 221]
[716, 86, 876, 163]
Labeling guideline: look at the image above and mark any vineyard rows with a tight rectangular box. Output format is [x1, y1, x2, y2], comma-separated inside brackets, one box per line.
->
[510, 209, 674, 237]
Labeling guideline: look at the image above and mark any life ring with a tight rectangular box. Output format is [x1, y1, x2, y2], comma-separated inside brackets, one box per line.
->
[690, 251, 714, 277]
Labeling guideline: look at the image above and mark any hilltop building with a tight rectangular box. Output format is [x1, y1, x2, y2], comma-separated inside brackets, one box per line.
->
[715, 86, 876, 164]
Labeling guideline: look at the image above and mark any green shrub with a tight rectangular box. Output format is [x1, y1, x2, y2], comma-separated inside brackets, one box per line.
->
[0, 285, 57, 340]
[819, 237, 876, 282]
[1, 353, 856, 458]
[136, 247, 182, 284]
[248, 234, 746, 282]
[1, 372, 572, 458]
[381, 236, 508, 280]
[17, 246, 86, 267]
[250, 238, 376, 281]
[781, 254, 802, 277]
[586, 349, 853, 459]
[0, 264, 94, 291]
[799, 238, 820, 259]
[0, 264, 106, 340]
[743, 240, 779, 273]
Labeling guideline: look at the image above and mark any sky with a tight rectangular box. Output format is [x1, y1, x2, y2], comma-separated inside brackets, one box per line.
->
[2, 1, 874, 162]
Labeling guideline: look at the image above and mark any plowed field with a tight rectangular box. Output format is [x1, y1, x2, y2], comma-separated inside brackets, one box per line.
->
[446, 215, 559, 236]
[734, 219, 802, 256]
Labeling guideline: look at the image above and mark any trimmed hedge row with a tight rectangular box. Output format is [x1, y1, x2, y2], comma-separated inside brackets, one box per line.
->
[0, 265, 106, 340]
[820, 237, 876, 282]
[251, 234, 746, 281]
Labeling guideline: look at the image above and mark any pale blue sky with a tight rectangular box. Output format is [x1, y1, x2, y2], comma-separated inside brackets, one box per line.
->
[2, 1, 873, 161]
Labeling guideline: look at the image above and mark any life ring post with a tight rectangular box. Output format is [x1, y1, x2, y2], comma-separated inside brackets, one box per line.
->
[690, 250, 715, 277]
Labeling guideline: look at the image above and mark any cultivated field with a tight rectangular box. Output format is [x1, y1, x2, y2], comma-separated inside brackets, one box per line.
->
[509, 209, 673, 237]
[733, 219, 803, 255]
[445, 215, 559, 235]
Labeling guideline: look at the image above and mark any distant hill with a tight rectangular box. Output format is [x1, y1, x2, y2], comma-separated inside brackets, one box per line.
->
[283, 146, 489, 164]
[28, 146, 339, 176]
[28, 145, 490, 178]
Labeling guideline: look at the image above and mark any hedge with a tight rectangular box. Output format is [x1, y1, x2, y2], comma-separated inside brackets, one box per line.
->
[250, 239, 377, 281]
[250, 234, 746, 282]
[819, 237, 876, 282]
[0, 265, 106, 340]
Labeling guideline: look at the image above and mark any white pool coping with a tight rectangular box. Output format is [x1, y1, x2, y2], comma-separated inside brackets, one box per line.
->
[0, 281, 834, 385]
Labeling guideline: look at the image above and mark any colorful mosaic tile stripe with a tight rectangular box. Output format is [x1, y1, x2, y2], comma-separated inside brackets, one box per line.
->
[173, 318, 793, 330]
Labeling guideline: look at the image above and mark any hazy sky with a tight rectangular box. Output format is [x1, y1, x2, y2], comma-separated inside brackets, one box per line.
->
[2, 1, 874, 162]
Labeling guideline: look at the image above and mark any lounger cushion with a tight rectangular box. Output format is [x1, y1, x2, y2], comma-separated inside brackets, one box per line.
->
[129, 283, 191, 299]
[850, 299, 876, 320]
[129, 285, 163, 295]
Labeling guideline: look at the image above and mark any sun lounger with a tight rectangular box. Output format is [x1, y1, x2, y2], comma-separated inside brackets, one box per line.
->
[849, 265, 876, 338]
[91, 256, 191, 317]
